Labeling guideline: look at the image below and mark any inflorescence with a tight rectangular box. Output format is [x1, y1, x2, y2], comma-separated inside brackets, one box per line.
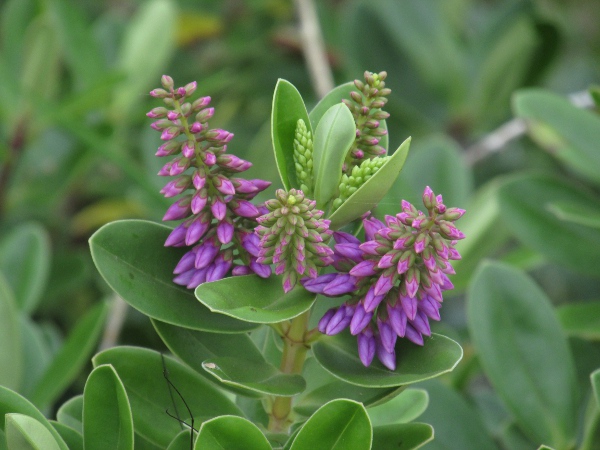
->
[148, 76, 272, 288]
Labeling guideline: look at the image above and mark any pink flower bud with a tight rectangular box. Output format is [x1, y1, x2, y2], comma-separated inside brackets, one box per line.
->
[161, 75, 174, 90]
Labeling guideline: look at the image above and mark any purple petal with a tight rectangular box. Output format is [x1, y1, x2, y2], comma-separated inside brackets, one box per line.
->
[377, 318, 397, 353]
[217, 221, 234, 244]
[376, 338, 396, 370]
[349, 260, 378, 277]
[325, 304, 354, 335]
[404, 324, 424, 346]
[357, 328, 376, 367]
[400, 293, 417, 321]
[333, 231, 360, 245]
[363, 286, 384, 312]
[250, 259, 271, 278]
[173, 251, 196, 275]
[350, 304, 373, 335]
[187, 268, 208, 289]
[195, 240, 219, 269]
[334, 243, 363, 262]
[323, 274, 358, 296]
[387, 303, 407, 337]
[410, 311, 431, 336]
[373, 273, 394, 296]
[165, 223, 187, 247]
[302, 273, 338, 294]
[318, 308, 337, 333]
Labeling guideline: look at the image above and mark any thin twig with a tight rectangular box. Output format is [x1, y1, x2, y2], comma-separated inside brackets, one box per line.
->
[99, 295, 128, 350]
[464, 90, 594, 166]
[293, 0, 334, 99]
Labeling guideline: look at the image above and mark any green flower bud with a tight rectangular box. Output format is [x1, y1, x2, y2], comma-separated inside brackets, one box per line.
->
[293, 119, 314, 196]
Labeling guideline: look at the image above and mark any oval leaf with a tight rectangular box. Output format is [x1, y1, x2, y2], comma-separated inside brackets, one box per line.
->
[194, 415, 271, 450]
[50, 421, 83, 450]
[467, 261, 578, 448]
[371, 423, 433, 450]
[56, 395, 83, 434]
[557, 301, 600, 341]
[5, 414, 61, 450]
[289, 399, 372, 450]
[0, 386, 68, 449]
[547, 201, 600, 229]
[498, 174, 600, 274]
[368, 388, 429, 426]
[202, 357, 306, 396]
[195, 275, 316, 324]
[30, 301, 109, 410]
[271, 79, 312, 190]
[83, 365, 134, 450]
[0, 223, 50, 313]
[167, 430, 193, 450]
[312, 103, 356, 207]
[329, 137, 410, 229]
[89, 220, 256, 333]
[0, 272, 22, 390]
[313, 332, 462, 388]
[92, 346, 243, 448]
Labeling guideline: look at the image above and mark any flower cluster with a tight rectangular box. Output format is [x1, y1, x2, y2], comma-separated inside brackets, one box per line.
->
[332, 156, 390, 211]
[293, 119, 314, 196]
[255, 189, 333, 293]
[302, 187, 465, 370]
[342, 71, 390, 171]
[148, 76, 271, 288]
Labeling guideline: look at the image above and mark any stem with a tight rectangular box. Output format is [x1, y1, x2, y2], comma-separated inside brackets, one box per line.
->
[268, 310, 311, 433]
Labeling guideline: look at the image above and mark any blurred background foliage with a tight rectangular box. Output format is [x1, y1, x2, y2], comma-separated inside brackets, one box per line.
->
[0, 0, 599, 447]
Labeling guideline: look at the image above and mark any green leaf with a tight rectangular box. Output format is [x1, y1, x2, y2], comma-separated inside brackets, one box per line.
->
[313, 332, 462, 388]
[5, 414, 61, 450]
[195, 275, 316, 324]
[294, 357, 401, 418]
[111, 0, 176, 119]
[0, 0, 36, 72]
[167, 430, 193, 450]
[50, 422, 83, 450]
[83, 365, 134, 450]
[194, 416, 271, 450]
[547, 201, 600, 229]
[29, 302, 108, 410]
[312, 104, 356, 207]
[56, 395, 83, 434]
[0, 272, 22, 390]
[367, 389, 428, 426]
[93, 346, 243, 448]
[0, 223, 51, 313]
[202, 357, 306, 397]
[557, 302, 600, 340]
[498, 174, 600, 275]
[467, 261, 578, 448]
[308, 81, 388, 152]
[89, 220, 256, 333]
[0, 386, 68, 449]
[513, 89, 600, 184]
[289, 399, 372, 450]
[328, 137, 410, 229]
[271, 79, 312, 190]
[371, 423, 433, 450]
[592, 369, 600, 408]
[417, 380, 500, 450]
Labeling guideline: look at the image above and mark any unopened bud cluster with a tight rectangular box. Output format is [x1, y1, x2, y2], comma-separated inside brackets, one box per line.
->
[342, 71, 390, 171]
[303, 187, 465, 370]
[293, 119, 314, 195]
[149, 75, 272, 288]
[255, 189, 334, 293]
[332, 156, 390, 211]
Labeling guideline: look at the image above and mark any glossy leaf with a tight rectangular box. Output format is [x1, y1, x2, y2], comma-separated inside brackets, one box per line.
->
[367, 389, 428, 426]
[83, 365, 134, 450]
[371, 423, 433, 450]
[195, 275, 316, 324]
[0, 272, 22, 390]
[0, 223, 50, 313]
[312, 103, 356, 207]
[308, 81, 388, 151]
[56, 395, 83, 434]
[202, 357, 306, 396]
[271, 79, 312, 190]
[167, 430, 193, 450]
[289, 399, 372, 450]
[514, 89, 600, 183]
[50, 422, 83, 450]
[93, 346, 243, 448]
[30, 302, 108, 410]
[547, 201, 600, 229]
[499, 174, 600, 274]
[0, 386, 68, 449]
[5, 414, 61, 450]
[417, 380, 500, 450]
[194, 416, 271, 450]
[329, 137, 411, 229]
[295, 358, 401, 418]
[313, 332, 462, 388]
[557, 301, 600, 341]
[90, 220, 256, 332]
[467, 261, 578, 448]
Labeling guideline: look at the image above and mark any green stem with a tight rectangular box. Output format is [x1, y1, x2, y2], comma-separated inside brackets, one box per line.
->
[267, 310, 311, 433]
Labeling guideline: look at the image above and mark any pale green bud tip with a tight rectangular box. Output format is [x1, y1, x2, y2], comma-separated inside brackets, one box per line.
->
[288, 195, 297, 205]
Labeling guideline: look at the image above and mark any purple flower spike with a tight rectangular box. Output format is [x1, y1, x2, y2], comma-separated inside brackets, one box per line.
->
[163, 197, 191, 221]
[173, 250, 196, 274]
[376, 338, 396, 371]
[404, 324, 424, 346]
[333, 231, 361, 245]
[323, 274, 357, 296]
[387, 303, 407, 337]
[377, 318, 397, 353]
[357, 327, 376, 367]
[399, 293, 417, 321]
[185, 217, 210, 246]
[363, 286, 384, 312]
[302, 273, 338, 294]
[165, 223, 187, 247]
[250, 259, 271, 278]
[349, 260, 378, 277]
[173, 268, 196, 286]
[217, 220, 234, 244]
[373, 273, 394, 296]
[187, 268, 208, 289]
[350, 303, 373, 335]
[334, 243, 363, 262]
[211, 197, 227, 220]
[411, 311, 431, 336]
[363, 216, 385, 240]
[195, 239, 219, 269]
[318, 309, 337, 333]
[325, 304, 355, 335]
[231, 200, 260, 218]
